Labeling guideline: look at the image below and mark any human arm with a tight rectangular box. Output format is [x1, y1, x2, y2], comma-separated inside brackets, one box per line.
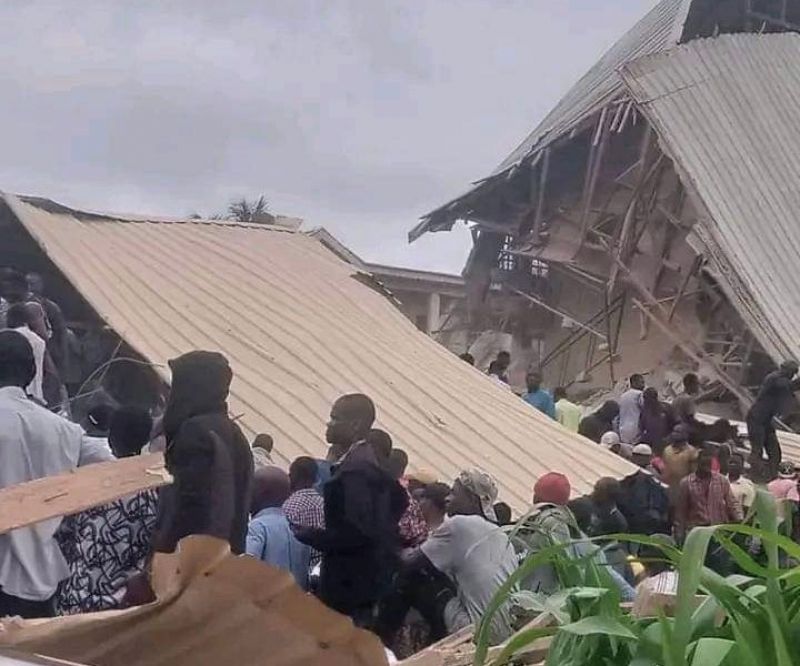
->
[245, 521, 266, 559]
[78, 433, 115, 465]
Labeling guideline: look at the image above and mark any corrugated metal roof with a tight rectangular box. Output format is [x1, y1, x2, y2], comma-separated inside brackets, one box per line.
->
[415, 0, 686, 236]
[622, 32, 800, 366]
[4, 195, 634, 509]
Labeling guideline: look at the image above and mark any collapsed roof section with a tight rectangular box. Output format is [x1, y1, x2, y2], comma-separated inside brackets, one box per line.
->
[2, 194, 635, 509]
[411, 0, 800, 419]
[622, 32, 800, 365]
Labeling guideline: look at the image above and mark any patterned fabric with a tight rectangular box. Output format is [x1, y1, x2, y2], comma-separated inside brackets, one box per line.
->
[676, 473, 742, 532]
[56, 489, 158, 615]
[283, 488, 325, 565]
[398, 495, 428, 547]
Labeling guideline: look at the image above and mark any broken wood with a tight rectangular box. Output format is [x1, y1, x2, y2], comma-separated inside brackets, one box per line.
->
[509, 287, 607, 340]
[531, 147, 551, 240]
[0, 453, 170, 534]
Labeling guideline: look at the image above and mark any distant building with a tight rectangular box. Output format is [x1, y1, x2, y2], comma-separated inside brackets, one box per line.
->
[308, 228, 469, 353]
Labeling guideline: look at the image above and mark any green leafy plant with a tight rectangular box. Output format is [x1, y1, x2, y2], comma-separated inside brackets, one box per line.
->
[474, 489, 800, 666]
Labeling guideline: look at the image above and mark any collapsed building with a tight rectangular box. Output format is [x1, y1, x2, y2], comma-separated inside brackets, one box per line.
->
[0, 193, 639, 509]
[412, 0, 800, 423]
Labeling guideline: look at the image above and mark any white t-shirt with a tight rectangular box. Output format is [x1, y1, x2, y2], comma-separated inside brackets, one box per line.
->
[0, 387, 114, 600]
[421, 514, 518, 644]
[10, 326, 45, 402]
[618, 388, 643, 444]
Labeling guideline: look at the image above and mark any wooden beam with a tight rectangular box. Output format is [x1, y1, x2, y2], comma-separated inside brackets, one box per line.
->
[579, 110, 611, 245]
[531, 147, 551, 239]
[0, 453, 170, 534]
[668, 254, 703, 321]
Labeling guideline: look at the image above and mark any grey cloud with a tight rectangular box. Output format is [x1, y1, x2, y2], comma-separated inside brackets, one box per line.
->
[0, 0, 654, 271]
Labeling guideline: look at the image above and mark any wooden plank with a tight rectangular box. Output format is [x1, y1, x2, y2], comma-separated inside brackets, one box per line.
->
[0, 453, 170, 534]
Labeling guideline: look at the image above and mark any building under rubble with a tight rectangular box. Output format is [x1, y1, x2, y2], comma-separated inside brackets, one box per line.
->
[413, 0, 800, 422]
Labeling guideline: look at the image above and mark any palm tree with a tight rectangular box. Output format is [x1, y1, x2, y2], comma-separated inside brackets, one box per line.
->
[227, 195, 274, 224]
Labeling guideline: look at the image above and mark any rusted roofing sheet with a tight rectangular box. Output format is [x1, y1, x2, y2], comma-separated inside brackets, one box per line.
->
[622, 32, 800, 365]
[415, 0, 686, 236]
[4, 195, 634, 509]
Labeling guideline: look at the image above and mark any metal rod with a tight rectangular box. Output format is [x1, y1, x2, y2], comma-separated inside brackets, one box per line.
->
[509, 286, 608, 340]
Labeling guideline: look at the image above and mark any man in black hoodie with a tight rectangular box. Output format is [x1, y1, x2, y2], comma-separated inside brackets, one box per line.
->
[153, 351, 253, 555]
[296, 394, 407, 628]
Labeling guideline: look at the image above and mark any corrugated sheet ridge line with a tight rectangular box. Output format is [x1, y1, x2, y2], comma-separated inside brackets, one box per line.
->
[7, 196, 634, 508]
[494, 0, 683, 174]
[622, 32, 800, 365]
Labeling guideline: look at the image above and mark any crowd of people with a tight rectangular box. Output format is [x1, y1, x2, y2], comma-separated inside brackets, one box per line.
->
[3, 277, 800, 658]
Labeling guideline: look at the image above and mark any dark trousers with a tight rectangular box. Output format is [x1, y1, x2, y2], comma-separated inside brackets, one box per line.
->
[0, 589, 54, 619]
[747, 415, 781, 478]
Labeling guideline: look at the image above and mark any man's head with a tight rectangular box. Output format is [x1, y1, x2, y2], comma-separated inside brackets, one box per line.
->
[630, 373, 645, 391]
[366, 428, 393, 463]
[593, 477, 621, 506]
[533, 472, 571, 506]
[600, 431, 621, 454]
[1, 270, 29, 304]
[251, 466, 291, 514]
[526, 369, 543, 392]
[597, 400, 620, 422]
[696, 447, 715, 477]
[459, 352, 475, 366]
[9, 302, 47, 340]
[632, 443, 653, 468]
[778, 461, 797, 480]
[25, 272, 45, 297]
[496, 351, 511, 371]
[683, 373, 700, 396]
[418, 482, 450, 527]
[642, 387, 660, 407]
[289, 456, 318, 492]
[728, 453, 744, 480]
[670, 424, 690, 449]
[325, 393, 376, 449]
[387, 448, 409, 481]
[5, 303, 30, 330]
[253, 433, 274, 453]
[493, 502, 512, 526]
[780, 360, 799, 379]
[109, 407, 153, 458]
[553, 386, 567, 403]
[0, 330, 36, 389]
[447, 469, 498, 520]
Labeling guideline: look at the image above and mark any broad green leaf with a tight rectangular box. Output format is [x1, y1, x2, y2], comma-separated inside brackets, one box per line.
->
[559, 615, 637, 639]
[688, 637, 736, 666]
[488, 625, 557, 666]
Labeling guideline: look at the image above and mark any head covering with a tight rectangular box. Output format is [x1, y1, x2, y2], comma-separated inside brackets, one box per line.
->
[457, 469, 499, 521]
[632, 443, 653, 456]
[778, 462, 797, 479]
[533, 472, 571, 506]
[600, 431, 621, 449]
[407, 468, 438, 485]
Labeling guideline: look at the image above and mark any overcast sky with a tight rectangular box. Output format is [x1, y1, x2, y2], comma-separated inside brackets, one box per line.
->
[0, 0, 655, 272]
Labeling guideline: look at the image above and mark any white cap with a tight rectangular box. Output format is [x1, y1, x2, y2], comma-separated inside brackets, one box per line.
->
[632, 443, 653, 456]
[600, 431, 620, 449]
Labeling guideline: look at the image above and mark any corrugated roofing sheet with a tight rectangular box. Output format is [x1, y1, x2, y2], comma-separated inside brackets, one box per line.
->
[415, 0, 686, 235]
[5, 195, 634, 509]
[622, 32, 800, 366]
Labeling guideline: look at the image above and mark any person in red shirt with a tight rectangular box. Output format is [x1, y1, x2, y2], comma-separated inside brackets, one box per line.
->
[675, 448, 742, 574]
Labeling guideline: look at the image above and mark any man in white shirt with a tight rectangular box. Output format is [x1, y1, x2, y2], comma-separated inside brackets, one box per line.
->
[0, 330, 114, 617]
[619, 373, 646, 444]
[5, 303, 46, 402]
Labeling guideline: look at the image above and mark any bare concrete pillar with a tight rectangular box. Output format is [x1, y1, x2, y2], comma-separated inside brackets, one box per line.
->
[427, 292, 441, 334]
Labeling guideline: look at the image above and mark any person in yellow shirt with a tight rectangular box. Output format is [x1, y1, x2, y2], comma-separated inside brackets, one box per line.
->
[554, 387, 582, 433]
[661, 425, 698, 499]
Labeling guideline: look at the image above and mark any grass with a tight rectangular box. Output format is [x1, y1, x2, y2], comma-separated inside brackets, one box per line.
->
[473, 489, 800, 666]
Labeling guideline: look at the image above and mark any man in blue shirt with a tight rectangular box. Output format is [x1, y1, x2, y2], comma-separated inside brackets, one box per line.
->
[522, 369, 555, 419]
[246, 466, 311, 590]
